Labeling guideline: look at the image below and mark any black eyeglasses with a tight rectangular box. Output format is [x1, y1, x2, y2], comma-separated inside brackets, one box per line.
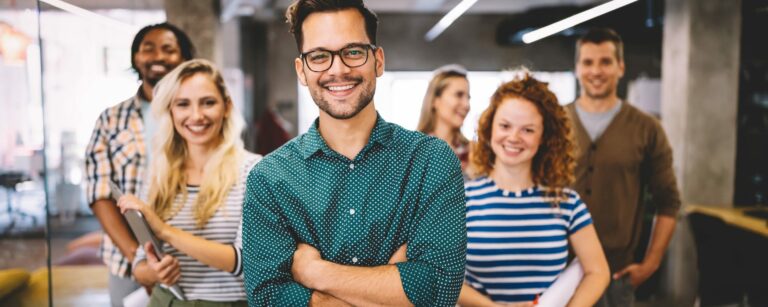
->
[300, 44, 377, 72]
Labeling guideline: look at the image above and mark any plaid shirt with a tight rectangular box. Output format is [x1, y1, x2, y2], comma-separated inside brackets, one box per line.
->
[85, 91, 148, 278]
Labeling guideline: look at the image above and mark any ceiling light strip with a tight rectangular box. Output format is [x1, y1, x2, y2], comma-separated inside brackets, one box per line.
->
[522, 0, 638, 44]
[424, 0, 478, 42]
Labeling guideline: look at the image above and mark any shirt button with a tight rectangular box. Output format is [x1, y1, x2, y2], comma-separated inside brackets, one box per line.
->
[588, 166, 594, 172]
[349, 163, 355, 169]
[349, 208, 356, 215]
[590, 144, 597, 150]
[352, 257, 358, 263]
[585, 188, 592, 195]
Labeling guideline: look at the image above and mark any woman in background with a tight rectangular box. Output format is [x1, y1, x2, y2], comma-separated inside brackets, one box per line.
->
[459, 72, 609, 307]
[417, 64, 471, 171]
[117, 59, 260, 307]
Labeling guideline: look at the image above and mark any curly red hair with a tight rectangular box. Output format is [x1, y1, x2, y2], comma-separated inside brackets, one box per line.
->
[469, 72, 576, 191]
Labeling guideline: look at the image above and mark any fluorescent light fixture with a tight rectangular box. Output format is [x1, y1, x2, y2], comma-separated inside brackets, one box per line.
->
[522, 0, 638, 44]
[424, 0, 478, 42]
[39, 0, 138, 33]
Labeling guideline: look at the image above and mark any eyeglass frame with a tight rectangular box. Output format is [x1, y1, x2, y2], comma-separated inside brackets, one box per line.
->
[299, 43, 378, 72]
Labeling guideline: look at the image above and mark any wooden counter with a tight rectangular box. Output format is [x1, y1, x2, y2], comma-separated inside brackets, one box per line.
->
[4, 265, 109, 307]
[686, 204, 768, 238]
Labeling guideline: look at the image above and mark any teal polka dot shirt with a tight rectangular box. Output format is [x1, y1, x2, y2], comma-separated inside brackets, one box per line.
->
[242, 114, 467, 306]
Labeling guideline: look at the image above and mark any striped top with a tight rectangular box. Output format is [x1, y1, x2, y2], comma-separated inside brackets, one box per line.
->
[464, 177, 593, 303]
[135, 153, 261, 302]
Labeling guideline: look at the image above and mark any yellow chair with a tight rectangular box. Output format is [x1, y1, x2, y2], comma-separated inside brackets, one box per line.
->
[0, 268, 31, 303]
[1, 268, 47, 307]
[2, 265, 109, 306]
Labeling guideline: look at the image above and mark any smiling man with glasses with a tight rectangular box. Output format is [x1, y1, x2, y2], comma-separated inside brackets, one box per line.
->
[240, 0, 466, 306]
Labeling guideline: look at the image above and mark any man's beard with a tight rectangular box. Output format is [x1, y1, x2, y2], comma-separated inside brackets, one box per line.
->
[142, 62, 173, 87]
[585, 89, 611, 100]
[310, 76, 376, 120]
[145, 76, 162, 86]
[582, 83, 614, 100]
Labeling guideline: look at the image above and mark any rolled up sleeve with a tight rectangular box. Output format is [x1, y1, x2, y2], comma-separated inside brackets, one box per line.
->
[242, 169, 311, 306]
[397, 141, 466, 306]
[85, 111, 112, 206]
[646, 120, 681, 217]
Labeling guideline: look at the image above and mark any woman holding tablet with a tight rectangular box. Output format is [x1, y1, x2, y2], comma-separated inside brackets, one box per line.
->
[117, 59, 260, 307]
[459, 72, 609, 307]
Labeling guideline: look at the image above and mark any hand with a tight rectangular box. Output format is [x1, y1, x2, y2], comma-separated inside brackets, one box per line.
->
[613, 262, 658, 288]
[388, 244, 407, 264]
[117, 194, 168, 238]
[133, 261, 159, 287]
[145, 242, 181, 286]
[292, 243, 324, 289]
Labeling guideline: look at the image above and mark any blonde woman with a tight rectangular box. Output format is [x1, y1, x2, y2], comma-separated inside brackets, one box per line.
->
[417, 64, 471, 170]
[117, 59, 260, 306]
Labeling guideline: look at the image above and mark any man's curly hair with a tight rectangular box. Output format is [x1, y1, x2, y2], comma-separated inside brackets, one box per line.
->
[469, 71, 576, 192]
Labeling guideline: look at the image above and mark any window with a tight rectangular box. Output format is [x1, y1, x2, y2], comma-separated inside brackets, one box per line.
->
[298, 70, 576, 139]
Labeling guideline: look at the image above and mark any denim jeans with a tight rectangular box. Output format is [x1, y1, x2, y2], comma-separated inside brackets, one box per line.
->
[108, 273, 141, 307]
[594, 276, 634, 307]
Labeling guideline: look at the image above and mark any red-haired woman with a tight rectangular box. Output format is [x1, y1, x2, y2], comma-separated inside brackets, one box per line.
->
[459, 72, 609, 307]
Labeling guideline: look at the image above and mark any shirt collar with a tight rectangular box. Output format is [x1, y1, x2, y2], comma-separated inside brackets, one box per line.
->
[301, 113, 393, 160]
[130, 89, 143, 109]
[132, 88, 151, 118]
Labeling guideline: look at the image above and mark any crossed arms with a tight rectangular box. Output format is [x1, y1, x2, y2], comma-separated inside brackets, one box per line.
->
[241, 166, 467, 307]
[292, 243, 410, 306]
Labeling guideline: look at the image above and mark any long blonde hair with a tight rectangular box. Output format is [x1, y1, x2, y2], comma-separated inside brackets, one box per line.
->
[148, 59, 245, 228]
[417, 64, 470, 146]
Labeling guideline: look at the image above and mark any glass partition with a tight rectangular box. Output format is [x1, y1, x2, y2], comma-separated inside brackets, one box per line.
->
[0, 1, 49, 306]
[2, 1, 165, 306]
[298, 70, 577, 136]
[36, 2, 164, 305]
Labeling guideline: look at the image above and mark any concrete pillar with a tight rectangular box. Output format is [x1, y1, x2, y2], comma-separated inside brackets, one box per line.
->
[660, 0, 741, 305]
[164, 0, 221, 63]
[662, 0, 740, 206]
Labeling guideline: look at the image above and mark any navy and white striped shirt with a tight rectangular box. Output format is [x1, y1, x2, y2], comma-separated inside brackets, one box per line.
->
[464, 177, 593, 303]
[135, 153, 260, 302]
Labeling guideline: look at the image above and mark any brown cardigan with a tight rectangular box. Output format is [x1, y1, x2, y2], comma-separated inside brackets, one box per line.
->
[566, 102, 681, 272]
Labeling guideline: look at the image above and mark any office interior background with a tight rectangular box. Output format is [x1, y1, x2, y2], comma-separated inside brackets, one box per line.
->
[0, 0, 766, 306]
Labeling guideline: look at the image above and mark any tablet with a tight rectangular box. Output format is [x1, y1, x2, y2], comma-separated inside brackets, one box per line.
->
[109, 181, 186, 301]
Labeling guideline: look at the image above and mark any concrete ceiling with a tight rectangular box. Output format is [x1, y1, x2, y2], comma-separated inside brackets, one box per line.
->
[270, 0, 604, 14]
[3, 0, 605, 15]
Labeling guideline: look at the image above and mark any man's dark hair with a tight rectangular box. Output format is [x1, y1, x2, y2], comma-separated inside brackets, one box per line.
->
[576, 28, 624, 63]
[130, 22, 196, 78]
[285, 0, 379, 52]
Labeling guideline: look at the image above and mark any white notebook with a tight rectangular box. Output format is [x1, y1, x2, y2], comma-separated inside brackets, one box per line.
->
[123, 287, 149, 307]
[537, 258, 584, 307]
